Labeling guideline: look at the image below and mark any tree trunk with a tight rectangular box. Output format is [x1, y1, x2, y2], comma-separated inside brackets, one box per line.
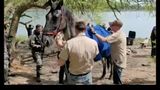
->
[8, 11, 21, 52]
[7, 1, 50, 53]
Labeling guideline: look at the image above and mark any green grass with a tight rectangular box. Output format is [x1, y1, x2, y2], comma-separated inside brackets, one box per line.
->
[15, 35, 28, 43]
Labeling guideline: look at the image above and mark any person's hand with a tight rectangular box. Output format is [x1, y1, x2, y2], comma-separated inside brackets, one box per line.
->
[88, 23, 94, 28]
[62, 41, 66, 45]
[90, 26, 96, 34]
[37, 45, 41, 48]
[34, 45, 41, 48]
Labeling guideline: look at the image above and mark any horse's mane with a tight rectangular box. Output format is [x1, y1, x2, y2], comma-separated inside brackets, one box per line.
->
[63, 7, 74, 27]
[62, 7, 76, 39]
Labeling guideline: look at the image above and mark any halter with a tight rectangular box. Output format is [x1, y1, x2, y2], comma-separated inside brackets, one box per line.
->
[44, 6, 66, 37]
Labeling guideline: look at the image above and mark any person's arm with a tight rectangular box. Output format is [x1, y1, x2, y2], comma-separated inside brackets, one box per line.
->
[94, 42, 100, 58]
[19, 22, 28, 29]
[58, 43, 69, 66]
[19, 22, 26, 25]
[90, 27, 108, 42]
[58, 59, 65, 66]
[19, 20, 32, 29]
[30, 36, 41, 48]
[24, 24, 28, 30]
[55, 32, 66, 48]
[90, 26, 119, 43]
[56, 40, 65, 48]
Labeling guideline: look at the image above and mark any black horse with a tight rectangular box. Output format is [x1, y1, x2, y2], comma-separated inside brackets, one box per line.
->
[43, 0, 112, 80]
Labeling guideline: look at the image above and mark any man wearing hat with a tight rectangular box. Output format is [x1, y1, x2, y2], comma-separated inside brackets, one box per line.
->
[90, 20, 127, 85]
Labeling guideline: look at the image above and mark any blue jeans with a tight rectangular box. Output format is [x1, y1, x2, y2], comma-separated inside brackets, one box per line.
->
[66, 72, 92, 85]
[113, 64, 123, 85]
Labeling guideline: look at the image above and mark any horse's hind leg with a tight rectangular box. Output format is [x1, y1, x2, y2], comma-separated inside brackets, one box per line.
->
[109, 60, 113, 80]
[105, 55, 113, 80]
[106, 55, 111, 70]
[100, 58, 107, 80]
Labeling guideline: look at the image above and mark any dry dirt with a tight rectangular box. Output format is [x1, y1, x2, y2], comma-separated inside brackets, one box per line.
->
[5, 41, 156, 85]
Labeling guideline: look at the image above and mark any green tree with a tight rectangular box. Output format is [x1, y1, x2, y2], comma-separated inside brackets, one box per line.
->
[4, 0, 155, 53]
[4, 0, 49, 52]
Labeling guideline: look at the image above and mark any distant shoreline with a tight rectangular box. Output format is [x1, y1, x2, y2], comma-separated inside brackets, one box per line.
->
[17, 10, 155, 38]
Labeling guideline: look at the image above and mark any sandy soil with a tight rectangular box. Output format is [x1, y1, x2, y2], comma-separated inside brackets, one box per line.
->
[5, 42, 156, 85]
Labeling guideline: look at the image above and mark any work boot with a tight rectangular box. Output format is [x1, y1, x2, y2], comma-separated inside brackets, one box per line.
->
[36, 65, 42, 82]
[36, 77, 41, 82]
[36, 72, 41, 82]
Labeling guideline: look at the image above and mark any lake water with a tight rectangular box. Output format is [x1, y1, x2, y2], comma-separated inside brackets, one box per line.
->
[17, 9, 156, 38]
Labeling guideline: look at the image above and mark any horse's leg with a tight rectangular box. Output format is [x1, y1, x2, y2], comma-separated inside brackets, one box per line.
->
[104, 55, 113, 80]
[100, 58, 107, 80]
[108, 64, 113, 80]
[109, 56, 113, 80]
[106, 56, 110, 70]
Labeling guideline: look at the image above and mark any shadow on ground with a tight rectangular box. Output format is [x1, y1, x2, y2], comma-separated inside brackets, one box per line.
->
[132, 55, 149, 58]
[123, 78, 156, 85]
[9, 72, 58, 85]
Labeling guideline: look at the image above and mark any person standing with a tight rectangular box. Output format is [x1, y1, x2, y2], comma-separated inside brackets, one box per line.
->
[20, 21, 34, 37]
[29, 24, 46, 82]
[54, 31, 69, 84]
[58, 21, 99, 85]
[90, 20, 127, 85]
[26, 24, 34, 37]
[150, 26, 156, 57]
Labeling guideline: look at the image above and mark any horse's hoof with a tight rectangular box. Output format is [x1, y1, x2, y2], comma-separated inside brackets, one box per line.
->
[36, 78, 41, 82]
[99, 77, 105, 80]
[108, 76, 113, 80]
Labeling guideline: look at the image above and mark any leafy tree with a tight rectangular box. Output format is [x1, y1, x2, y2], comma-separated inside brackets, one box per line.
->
[4, 0, 156, 53]
[4, 0, 49, 52]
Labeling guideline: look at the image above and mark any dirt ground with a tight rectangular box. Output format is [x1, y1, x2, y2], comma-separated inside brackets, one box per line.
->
[5, 41, 156, 85]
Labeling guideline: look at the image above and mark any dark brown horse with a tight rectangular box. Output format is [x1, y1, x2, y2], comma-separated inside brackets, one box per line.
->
[43, 0, 111, 80]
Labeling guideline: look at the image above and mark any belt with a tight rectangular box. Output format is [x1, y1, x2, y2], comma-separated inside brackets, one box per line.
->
[69, 72, 90, 76]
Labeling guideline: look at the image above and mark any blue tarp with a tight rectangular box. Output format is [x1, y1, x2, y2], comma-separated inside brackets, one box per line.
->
[85, 25, 111, 61]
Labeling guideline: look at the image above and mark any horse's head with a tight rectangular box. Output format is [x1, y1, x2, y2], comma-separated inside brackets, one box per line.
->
[43, 0, 67, 36]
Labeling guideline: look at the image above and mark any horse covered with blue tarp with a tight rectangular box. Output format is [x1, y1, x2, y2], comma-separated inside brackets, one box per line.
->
[85, 24, 111, 61]
[85, 24, 112, 79]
